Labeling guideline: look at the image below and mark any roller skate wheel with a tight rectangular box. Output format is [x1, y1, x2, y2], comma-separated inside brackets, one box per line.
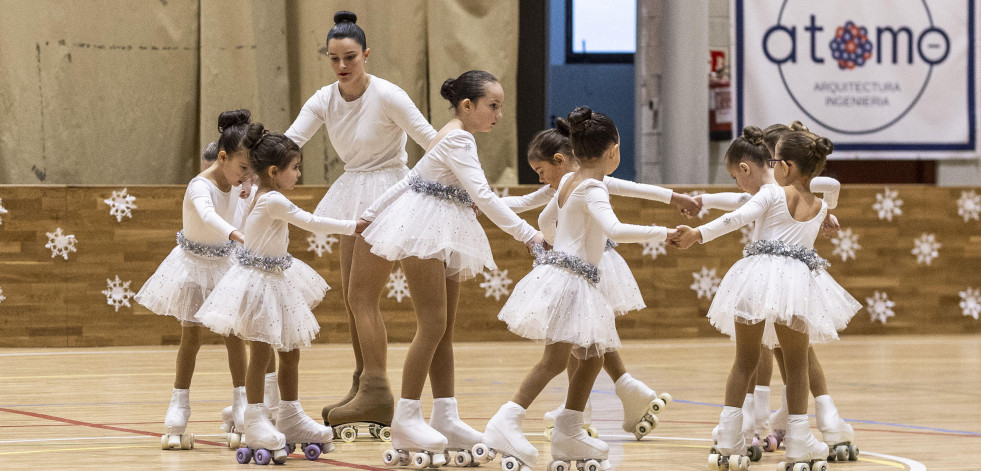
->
[749, 445, 763, 462]
[763, 435, 778, 452]
[776, 461, 787, 471]
[544, 426, 554, 440]
[413, 452, 432, 468]
[739, 455, 751, 470]
[585, 425, 599, 438]
[454, 450, 474, 467]
[634, 420, 653, 439]
[272, 447, 288, 465]
[340, 425, 358, 442]
[379, 426, 392, 442]
[382, 449, 400, 465]
[228, 432, 241, 449]
[236, 447, 253, 464]
[548, 460, 571, 471]
[658, 392, 673, 404]
[848, 444, 859, 461]
[254, 448, 271, 465]
[583, 459, 602, 471]
[708, 453, 721, 470]
[791, 463, 809, 471]
[472, 443, 494, 463]
[649, 398, 666, 414]
[501, 456, 521, 470]
[161, 434, 169, 450]
[812, 461, 829, 471]
[304, 443, 322, 460]
[181, 433, 194, 450]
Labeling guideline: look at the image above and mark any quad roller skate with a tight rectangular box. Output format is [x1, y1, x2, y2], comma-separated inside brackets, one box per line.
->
[161, 388, 194, 450]
[221, 386, 247, 448]
[473, 402, 537, 471]
[765, 390, 789, 452]
[278, 400, 334, 461]
[327, 374, 393, 442]
[708, 407, 751, 471]
[711, 397, 762, 462]
[547, 409, 612, 471]
[543, 400, 596, 440]
[815, 395, 858, 462]
[382, 399, 449, 468]
[235, 403, 288, 465]
[615, 373, 671, 440]
[751, 386, 778, 454]
[321, 371, 359, 425]
[775, 415, 830, 471]
[430, 397, 484, 467]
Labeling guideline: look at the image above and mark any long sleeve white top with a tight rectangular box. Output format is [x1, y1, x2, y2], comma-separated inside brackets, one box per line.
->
[243, 191, 355, 258]
[502, 177, 674, 214]
[539, 174, 667, 266]
[697, 184, 827, 247]
[700, 176, 841, 212]
[284, 75, 437, 172]
[182, 176, 244, 245]
[363, 129, 537, 243]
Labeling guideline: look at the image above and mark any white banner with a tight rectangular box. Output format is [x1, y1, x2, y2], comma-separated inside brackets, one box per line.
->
[733, 0, 977, 159]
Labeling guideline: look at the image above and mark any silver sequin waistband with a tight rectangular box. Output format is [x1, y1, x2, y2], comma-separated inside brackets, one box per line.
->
[177, 230, 235, 258]
[408, 175, 474, 207]
[532, 245, 600, 284]
[236, 249, 293, 273]
[742, 240, 829, 271]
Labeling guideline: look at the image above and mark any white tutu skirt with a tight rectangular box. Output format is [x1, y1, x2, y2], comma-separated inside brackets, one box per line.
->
[362, 191, 493, 281]
[315, 165, 409, 221]
[498, 265, 621, 359]
[194, 259, 329, 352]
[134, 246, 233, 325]
[706, 254, 860, 347]
[599, 248, 645, 315]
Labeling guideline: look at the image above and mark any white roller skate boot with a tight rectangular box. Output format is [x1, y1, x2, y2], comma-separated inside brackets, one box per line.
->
[708, 406, 750, 471]
[544, 400, 597, 440]
[277, 400, 334, 461]
[429, 397, 483, 467]
[222, 386, 247, 448]
[752, 386, 776, 453]
[382, 398, 448, 468]
[614, 373, 671, 440]
[263, 373, 280, 425]
[548, 408, 612, 471]
[767, 387, 789, 450]
[816, 395, 858, 462]
[777, 415, 830, 471]
[235, 403, 287, 465]
[161, 388, 193, 450]
[740, 394, 762, 461]
[473, 401, 537, 470]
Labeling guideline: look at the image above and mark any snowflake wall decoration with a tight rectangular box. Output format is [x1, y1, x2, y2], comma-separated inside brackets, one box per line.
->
[872, 187, 903, 221]
[687, 191, 711, 219]
[103, 188, 137, 222]
[45, 228, 77, 260]
[0, 285, 6, 305]
[306, 233, 338, 257]
[493, 187, 510, 198]
[0, 198, 8, 225]
[386, 267, 410, 303]
[911, 233, 941, 266]
[830, 227, 861, 262]
[957, 190, 980, 223]
[641, 239, 667, 260]
[690, 266, 721, 300]
[101, 276, 136, 312]
[479, 268, 513, 301]
[959, 288, 980, 320]
[866, 291, 895, 324]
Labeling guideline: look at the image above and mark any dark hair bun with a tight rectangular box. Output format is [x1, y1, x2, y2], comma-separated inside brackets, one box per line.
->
[217, 109, 251, 134]
[334, 10, 357, 24]
[813, 136, 834, 157]
[789, 120, 810, 132]
[567, 106, 593, 133]
[554, 117, 571, 137]
[440, 78, 456, 101]
[741, 126, 764, 145]
[242, 122, 268, 150]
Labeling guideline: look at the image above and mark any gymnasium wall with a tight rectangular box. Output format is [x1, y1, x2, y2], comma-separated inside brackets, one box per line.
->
[0, 184, 978, 348]
[0, 0, 522, 187]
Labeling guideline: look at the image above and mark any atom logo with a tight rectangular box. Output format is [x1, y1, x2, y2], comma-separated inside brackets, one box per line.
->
[829, 21, 873, 70]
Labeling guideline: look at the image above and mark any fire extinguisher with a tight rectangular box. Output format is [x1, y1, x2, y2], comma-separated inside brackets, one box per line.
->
[709, 68, 733, 141]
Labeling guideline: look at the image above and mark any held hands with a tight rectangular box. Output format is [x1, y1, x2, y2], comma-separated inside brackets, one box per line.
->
[472, 204, 482, 217]
[668, 225, 701, 249]
[355, 218, 372, 234]
[821, 213, 840, 238]
[671, 192, 702, 218]
[229, 230, 245, 244]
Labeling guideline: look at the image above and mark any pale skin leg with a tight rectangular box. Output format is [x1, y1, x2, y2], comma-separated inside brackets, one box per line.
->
[346, 236, 395, 378]
[398, 257, 449, 400]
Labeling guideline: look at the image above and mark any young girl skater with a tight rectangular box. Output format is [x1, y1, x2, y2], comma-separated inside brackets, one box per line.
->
[345, 70, 544, 468]
[284, 10, 437, 427]
[195, 124, 357, 464]
[503, 119, 700, 441]
[135, 110, 254, 450]
[477, 107, 675, 471]
[674, 129, 860, 471]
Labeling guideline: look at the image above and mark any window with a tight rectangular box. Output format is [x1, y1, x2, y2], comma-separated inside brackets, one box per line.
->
[565, 0, 636, 63]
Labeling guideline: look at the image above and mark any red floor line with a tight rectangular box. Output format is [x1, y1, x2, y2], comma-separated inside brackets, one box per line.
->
[0, 407, 388, 471]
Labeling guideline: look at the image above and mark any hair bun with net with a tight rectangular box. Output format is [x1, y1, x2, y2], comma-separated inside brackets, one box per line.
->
[567, 106, 593, 133]
[334, 10, 357, 24]
[742, 125, 765, 146]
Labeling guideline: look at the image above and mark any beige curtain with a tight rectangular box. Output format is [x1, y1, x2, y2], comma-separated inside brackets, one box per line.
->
[0, 0, 517, 185]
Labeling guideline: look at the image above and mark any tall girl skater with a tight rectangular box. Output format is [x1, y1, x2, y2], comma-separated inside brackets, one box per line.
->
[478, 107, 674, 471]
[135, 110, 254, 450]
[343, 70, 544, 468]
[196, 125, 356, 464]
[503, 119, 700, 440]
[674, 129, 860, 471]
[284, 10, 437, 426]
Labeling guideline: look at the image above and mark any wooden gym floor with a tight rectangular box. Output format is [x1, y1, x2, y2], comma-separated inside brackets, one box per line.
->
[1, 335, 977, 470]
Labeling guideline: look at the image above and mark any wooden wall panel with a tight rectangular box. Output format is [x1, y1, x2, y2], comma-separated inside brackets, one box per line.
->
[0, 184, 979, 347]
